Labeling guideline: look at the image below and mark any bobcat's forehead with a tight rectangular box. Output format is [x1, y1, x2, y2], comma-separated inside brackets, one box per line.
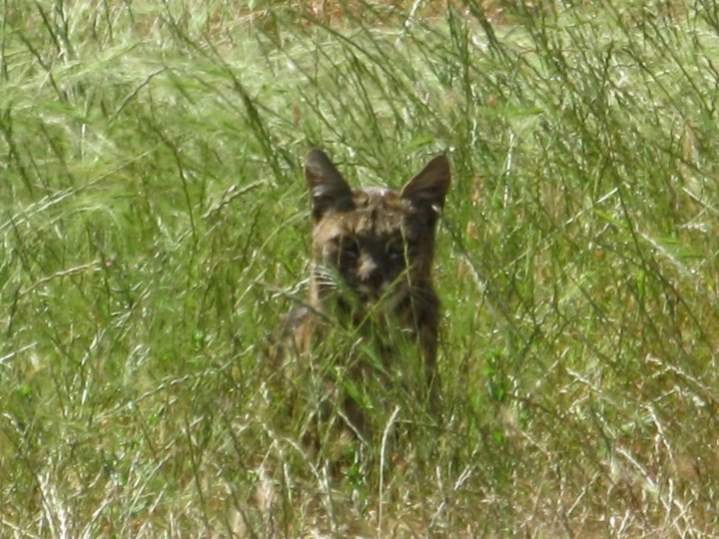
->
[353, 186, 404, 208]
[313, 186, 414, 243]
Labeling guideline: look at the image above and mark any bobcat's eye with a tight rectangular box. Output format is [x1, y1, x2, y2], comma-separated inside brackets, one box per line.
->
[387, 242, 406, 264]
[340, 238, 360, 262]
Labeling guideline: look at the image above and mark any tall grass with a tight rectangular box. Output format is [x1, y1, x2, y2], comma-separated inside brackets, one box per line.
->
[1, 0, 718, 536]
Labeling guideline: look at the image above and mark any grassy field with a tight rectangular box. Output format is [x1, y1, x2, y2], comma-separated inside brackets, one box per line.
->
[2, 0, 719, 536]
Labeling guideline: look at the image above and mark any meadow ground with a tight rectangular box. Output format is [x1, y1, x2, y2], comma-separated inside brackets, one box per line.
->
[1, 1, 719, 536]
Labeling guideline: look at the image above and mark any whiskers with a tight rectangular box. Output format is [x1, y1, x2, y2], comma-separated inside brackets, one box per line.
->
[312, 264, 343, 293]
[312, 263, 435, 325]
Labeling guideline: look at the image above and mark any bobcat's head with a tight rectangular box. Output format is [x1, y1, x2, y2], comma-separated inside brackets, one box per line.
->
[305, 149, 450, 317]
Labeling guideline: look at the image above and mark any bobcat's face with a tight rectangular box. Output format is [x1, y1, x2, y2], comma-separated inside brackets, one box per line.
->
[312, 188, 414, 304]
[305, 150, 450, 316]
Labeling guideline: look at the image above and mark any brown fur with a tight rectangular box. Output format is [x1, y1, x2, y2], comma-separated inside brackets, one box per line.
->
[279, 149, 451, 425]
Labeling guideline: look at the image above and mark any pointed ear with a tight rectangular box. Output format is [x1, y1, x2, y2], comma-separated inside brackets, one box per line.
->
[400, 154, 451, 210]
[305, 149, 354, 220]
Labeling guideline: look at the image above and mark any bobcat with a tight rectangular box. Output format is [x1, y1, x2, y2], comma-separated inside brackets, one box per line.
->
[279, 149, 451, 431]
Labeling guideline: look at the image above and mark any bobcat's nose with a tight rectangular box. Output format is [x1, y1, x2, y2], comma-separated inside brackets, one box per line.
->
[357, 254, 382, 290]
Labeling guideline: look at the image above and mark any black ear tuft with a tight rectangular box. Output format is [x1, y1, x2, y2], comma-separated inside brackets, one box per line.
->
[400, 154, 451, 210]
[305, 149, 354, 220]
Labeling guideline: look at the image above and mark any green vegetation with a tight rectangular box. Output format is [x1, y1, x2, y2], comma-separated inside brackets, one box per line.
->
[2, 1, 718, 536]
